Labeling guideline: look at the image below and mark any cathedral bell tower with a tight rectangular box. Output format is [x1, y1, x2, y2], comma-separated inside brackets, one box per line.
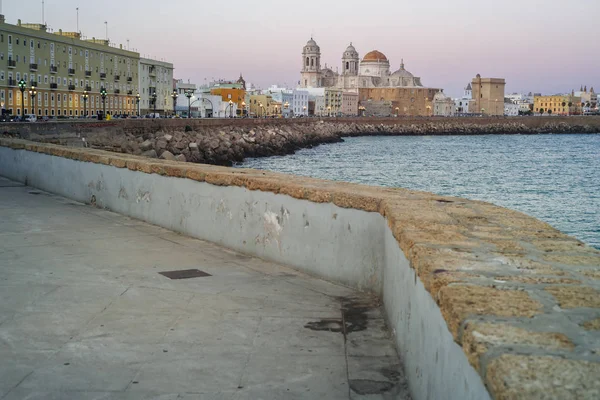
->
[342, 43, 359, 76]
[301, 38, 321, 88]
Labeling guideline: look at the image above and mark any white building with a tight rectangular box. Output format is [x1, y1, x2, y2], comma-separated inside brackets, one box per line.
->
[291, 89, 309, 116]
[504, 101, 519, 116]
[454, 83, 474, 114]
[433, 91, 456, 116]
[302, 87, 325, 116]
[139, 58, 174, 115]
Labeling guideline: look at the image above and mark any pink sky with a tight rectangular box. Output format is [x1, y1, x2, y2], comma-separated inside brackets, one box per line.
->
[4, 0, 599, 97]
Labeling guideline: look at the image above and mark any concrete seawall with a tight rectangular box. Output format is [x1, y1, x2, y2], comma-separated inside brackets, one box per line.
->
[1, 138, 599, 399]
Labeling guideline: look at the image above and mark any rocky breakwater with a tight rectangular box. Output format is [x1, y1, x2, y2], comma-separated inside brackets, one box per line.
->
[86, 122, 342, 166]
[79, 118, 600, 166]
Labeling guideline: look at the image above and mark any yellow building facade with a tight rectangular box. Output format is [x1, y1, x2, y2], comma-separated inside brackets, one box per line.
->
[534, 95, 582, 115]
[0, 16, 139, 118]
[210, 87, 246, 116]
[248, 94, 282, 117]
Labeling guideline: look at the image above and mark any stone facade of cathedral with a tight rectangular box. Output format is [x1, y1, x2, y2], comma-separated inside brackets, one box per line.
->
[300, 38, 442, 116]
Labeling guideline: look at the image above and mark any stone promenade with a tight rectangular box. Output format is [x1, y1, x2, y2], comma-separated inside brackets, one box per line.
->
[0, 176, 409, 399]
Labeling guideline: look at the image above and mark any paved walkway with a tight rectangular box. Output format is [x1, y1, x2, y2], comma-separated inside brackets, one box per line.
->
[0, 176, 409, 399]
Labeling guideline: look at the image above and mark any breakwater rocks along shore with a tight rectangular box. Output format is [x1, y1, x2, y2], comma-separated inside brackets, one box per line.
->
[3, 116, 600, 166]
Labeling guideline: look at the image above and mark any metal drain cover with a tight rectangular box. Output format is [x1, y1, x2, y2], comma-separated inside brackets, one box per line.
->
[159, 269, 211, 279]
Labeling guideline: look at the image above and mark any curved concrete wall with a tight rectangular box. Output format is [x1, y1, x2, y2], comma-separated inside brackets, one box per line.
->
[1, 139, 599, 400]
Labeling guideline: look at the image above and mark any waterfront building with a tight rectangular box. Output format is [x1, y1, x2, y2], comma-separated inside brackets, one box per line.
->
[453, 83, 475, 114]
[432, 91, 455, 116]
[325, 87, 342, 116]
[138, 58, 174, 116]
[574, 86, 596, 111]
[469, 74, 506, 116]
[0, 15, 140, 118]
[505, 92, 534, 114]
[299, 38, 441, 116]
[210, 84, 246, 116]
[533, 94, 582, 115]
[504, 100, 519, 116]
[341, 91, 358, 116]
[248, 93, 275, 117]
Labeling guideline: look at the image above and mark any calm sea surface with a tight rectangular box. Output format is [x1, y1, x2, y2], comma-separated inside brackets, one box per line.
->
[237, 134, 600, 249]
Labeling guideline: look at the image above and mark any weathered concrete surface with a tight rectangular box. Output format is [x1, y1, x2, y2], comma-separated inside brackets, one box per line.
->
[1, 139, 599, 400]
[0, 176, 409, 399]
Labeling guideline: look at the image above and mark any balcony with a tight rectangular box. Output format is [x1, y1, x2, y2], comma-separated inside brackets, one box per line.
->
[29, 63, 38, 71]
[68, 68, 75, 75]
[127, 77, 132, 82]
[85, 70, 92, 77]
[127, 90, 133, 95]
[68, 84, 75, 91]
[114, 89, 120, 94]
[100, 72, 106, 79]
[85, 85, 92, 92]
[50, 65, 58, 73]
[50, 83, 58, 89]
[8, 78, 16, 86]
[114, 75, 120, 81]
[7, 59, 16, 68]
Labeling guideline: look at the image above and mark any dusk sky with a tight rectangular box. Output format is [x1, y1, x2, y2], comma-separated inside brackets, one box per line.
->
[4, 0, 599, 97]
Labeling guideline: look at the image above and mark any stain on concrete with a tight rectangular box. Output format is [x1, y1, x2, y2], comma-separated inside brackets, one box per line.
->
[349, 379, 395, 395]
[118, 186, 128, 200]
[304, 319, 344, 333]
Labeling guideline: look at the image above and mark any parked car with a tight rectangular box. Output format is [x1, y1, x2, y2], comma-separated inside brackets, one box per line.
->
[24, 114, 37, 122]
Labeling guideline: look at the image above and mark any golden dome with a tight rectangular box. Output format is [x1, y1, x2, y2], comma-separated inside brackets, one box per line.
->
[362, 50, 388, 62]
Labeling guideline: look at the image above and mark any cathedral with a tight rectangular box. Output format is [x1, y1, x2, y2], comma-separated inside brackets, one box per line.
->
[300, 38, 442, 116]
[301, 39, 424, 90]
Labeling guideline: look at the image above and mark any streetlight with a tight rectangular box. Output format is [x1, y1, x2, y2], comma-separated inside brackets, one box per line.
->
[135, 93, 141, 116]
[327, 106, 331, 117]
[302, 105, 307, 115]
[100, 87, 107, 119]
[28, 86, 37, 116]
[228, 99, 234, 118]
[259, 102, 264, 118]
[274, 104, 279, 117]
[18, 79, 26, 118]
[241, 101, 246, 117]
[151, 91, 157, 118]
[185, 90, 193, 118]
[171, 90, 178, 117]
[395, 106, 399, 117]
[82, 90, 89, 118]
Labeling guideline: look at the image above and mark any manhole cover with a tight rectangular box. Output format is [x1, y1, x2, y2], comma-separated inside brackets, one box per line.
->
[159, 269, 211, 279]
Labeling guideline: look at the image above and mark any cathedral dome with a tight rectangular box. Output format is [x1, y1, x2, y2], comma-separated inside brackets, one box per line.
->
[391, 60, 413, 78]
[304, 38, 320, 52]
[362, 50, 388, 62]
[343, 43, 359, 59]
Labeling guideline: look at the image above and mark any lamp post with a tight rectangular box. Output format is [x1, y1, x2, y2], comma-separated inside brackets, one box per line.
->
[283, 101, 289, 118]
[82, 90, 89, 118]
[18, 79, 26, 118]
[28, 86, 37, 116]
[171, 90, 178, 117]
[395, 106, 399, 117]
[135, 93, 140, 116]
[151, 91, 157, 118]
[302, 105, 307, 116]
[358, 105, 365, 117]
[228, 100, 233, 118]
[185, 90, 193, 118]
[241, 101, 246, 117]
[327, 106, 331, 117]
[259, 102, 264, 118]
[100, 87, 107, 119]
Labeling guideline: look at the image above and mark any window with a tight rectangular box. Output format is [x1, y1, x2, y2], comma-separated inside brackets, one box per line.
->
[0, 71, 3, 81]
[16, 38, 19, 45]
[8, 35, 12, 44]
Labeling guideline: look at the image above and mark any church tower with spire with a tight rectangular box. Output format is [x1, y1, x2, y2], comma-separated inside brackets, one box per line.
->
[300, 37, 322, 88]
